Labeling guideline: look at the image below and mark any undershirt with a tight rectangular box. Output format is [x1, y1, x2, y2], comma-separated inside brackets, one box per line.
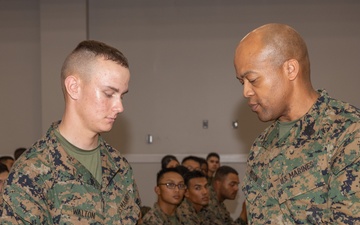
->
[278, 119, 300, 139]
[54, 129, 102, 184]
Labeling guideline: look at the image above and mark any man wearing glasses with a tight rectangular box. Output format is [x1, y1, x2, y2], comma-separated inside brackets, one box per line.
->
[177, 170, 222, 225]
[142, 167, 187, 225]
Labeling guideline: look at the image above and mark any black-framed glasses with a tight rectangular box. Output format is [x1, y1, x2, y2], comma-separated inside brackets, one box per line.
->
[158, 183, 186, 190]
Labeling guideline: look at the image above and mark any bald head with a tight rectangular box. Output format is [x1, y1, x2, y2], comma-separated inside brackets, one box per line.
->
[236, 23, 310, 80]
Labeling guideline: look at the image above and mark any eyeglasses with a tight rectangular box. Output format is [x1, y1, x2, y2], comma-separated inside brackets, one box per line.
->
[158, 183, 186, 190]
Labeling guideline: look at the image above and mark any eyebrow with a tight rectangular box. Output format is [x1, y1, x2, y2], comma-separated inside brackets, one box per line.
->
[105, 86, 129, 94]
[238, 70, 254, 79]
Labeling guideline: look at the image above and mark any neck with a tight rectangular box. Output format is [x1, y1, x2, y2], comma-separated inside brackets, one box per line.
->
[158, 201, 177, 216]
[192, 202, 203, 213]
[280, 88, 319, 122]
[58, 117, 99, 150]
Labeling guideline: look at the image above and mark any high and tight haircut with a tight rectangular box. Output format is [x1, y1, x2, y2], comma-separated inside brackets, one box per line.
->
[161, 155, 179, 170]
[0, 163, 9, 173]
[214, 165, 238, 181]
[60, 40, 129, 96]
[183, 170, 206, 187]
[206, 152, 220, 161]
[156, 167, 183, 185]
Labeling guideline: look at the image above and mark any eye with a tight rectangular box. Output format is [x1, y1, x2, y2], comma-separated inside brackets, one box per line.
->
[249, 78, 257, 83]
[238, 78, 244, 85]
[178, 184, 186, 190]
[104, 91, 114, 98]
[167, 183, 176, 189]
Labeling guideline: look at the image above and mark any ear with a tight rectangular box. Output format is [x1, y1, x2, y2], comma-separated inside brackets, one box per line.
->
[155, 186, 160, 196]
[184, 189, 189, 198]
[283, 59, 299, 81]
[64, 75, 81, 100]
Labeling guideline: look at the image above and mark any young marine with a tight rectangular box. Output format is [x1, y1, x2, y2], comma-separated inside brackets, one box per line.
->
[0, 40, 141, 224]
[177, 170, 222, 225]
[142, 167, 186, 225]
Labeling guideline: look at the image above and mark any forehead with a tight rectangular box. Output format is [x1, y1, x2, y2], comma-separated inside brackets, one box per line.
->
[160, 171, 183, 182]
[183, 160, 200, 167]
[225, 173, 239, 182]
[208, 156, 219, 161]
[234, 36, 265, 76]
[0, 171, 9, 179]
[188, 177, 207, 187]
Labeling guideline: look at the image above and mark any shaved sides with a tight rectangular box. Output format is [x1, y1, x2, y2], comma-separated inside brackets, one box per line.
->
[60, 40, 129, 97]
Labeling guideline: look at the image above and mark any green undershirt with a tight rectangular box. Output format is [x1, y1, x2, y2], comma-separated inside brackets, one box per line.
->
[54, 129, 102, 184]
[278, 119, 299, 139]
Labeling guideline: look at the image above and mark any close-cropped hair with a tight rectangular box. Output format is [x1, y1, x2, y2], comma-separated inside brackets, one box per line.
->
[206, 152, 220, 160]
[214, 165, 238, 181]
[161, 155, 179, 169]
[175, 165, 190, 178]
[156, 167, 182, 185]
[198, 157, 208, 166]
[181, 155, 202, 164]
[0, 156, 14, 163]
[183, 170, 206, 187]
[0, 162, 9, 173]
[60, 40, 129, 95]
[14, 147, 27, 160]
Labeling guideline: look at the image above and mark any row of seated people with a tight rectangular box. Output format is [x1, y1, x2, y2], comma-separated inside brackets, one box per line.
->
[0, 148, 27, 192]
[139, 153, 247, 225]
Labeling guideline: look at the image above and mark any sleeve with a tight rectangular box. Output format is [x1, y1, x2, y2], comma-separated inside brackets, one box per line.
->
[0, 165, 50, 224]
[329, 123, 360, 224]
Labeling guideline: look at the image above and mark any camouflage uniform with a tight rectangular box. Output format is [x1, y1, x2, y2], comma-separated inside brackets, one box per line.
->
[177, 197, 223, 225]
[0, 121, 141, 224]
[207, 185, 244, 225]
[242, 90, 360, 224]
[142, 202, 184, 225]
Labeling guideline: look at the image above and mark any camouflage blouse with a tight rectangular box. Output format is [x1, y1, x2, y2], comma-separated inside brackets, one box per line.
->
[0, 121, 141, 224]
[242, 90, 360, 224]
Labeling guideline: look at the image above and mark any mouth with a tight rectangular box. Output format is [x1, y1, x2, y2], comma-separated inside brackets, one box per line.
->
[248, 103, 259, 112]
[107, 116, 117, 122]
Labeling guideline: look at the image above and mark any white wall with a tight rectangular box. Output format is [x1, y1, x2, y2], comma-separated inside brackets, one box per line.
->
[1, 0, 360, 220]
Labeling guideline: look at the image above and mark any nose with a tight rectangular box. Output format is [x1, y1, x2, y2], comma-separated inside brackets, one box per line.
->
[243, 81, 254, 98]
[114, 98, 124, 114]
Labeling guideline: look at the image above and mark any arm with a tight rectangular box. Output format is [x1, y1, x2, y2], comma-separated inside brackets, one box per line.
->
[328, 125, 360, 224]
[0, 166, 50, 224]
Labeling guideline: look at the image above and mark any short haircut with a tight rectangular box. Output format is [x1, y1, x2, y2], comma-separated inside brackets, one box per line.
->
[0, 163, 9, 173]
[206, 152, 220, 161]
[0, 156, 14, 163]
[161, 155, 179, 170]
[214, 166, 238, 181]
[198, 157, 207, 166]
[181, 155, 202, 165]
[156, 167, 183, 185]
[14, 147, 27, 160]
[175, 165, 190, 178]
[183, 170, 207, 187]
[61, 40, 129, 96]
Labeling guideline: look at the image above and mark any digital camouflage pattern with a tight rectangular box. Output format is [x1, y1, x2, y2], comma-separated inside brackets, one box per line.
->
[142, 202, 185, 225]
[242, 90, 360, 224]
[177, 198, 222, 225]
[207, 185, 244, 225]
[0, 121, 141, 224]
